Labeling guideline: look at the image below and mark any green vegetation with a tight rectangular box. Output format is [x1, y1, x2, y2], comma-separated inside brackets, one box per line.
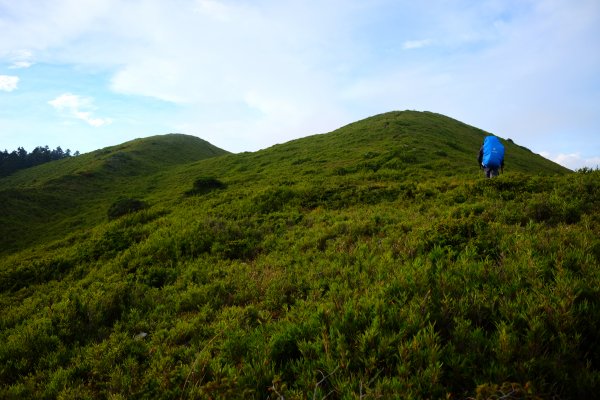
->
[186, 177, 227, 196]
[107, 198, 148, 220]
[1, 111, 598, 399]
[0, 133, 228, 254]
[1, 145, 76, 177]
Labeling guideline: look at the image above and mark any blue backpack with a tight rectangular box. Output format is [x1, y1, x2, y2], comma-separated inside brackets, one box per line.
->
[482, 136, 504, 168]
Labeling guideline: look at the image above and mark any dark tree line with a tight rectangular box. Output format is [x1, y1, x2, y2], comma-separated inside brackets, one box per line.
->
[0, 146, 79, 177]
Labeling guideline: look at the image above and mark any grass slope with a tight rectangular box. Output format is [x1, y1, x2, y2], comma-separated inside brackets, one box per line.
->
[0, 134, 228, 254]
[1, 111, 597, 399]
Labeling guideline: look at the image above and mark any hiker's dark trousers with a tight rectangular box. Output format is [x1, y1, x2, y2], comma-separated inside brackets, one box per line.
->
[484, 167, 499, 178]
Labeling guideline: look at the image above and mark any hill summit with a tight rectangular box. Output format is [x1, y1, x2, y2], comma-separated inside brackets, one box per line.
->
[0, 111, 571, 253]
[259, 111, 568, 176]
[1, 111, 597, 399]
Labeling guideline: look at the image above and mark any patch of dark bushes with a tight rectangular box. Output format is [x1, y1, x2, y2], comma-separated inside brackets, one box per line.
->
[86, 228, 143, 261]
[269, 325, 303, 368]
[253, 187, 297, 213]
[0, 257, 74, 293]
[526, 194, 581, 225]
[108, 198, 147, 220]
[138, 265, 177, 288]
[186, 176, 227, 195]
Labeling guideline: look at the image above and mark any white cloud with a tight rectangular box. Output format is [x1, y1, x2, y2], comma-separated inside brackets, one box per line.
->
[74, 111, 111, 127]
[0, 0, 598, 155]
[194, 0, 233, 21]
[9, 61, 33, 69]
[8, 49, 34, 69]
[48, 93, 112, 127]
[105, 1, 345, 107]
[11, 49, 33, 59]
[48, 93, 84, 110]
[541, 151, 600, 170]
[402, 39, 432, 50]
[0, 75, 19, 92]
[0, 1, 115, 54]
[99, 0, 354, 148]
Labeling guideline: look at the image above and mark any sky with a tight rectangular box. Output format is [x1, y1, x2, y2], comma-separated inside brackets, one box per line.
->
[1, 0, 599, 170]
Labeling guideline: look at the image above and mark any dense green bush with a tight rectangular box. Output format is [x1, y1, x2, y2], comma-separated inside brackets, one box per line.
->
[0, 256, 74, 293]
[107, 198, 147, 220]
[186, 176, 227, 195]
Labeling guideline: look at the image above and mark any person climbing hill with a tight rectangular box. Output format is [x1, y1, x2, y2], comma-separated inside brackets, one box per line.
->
[478, 136, 505, 178]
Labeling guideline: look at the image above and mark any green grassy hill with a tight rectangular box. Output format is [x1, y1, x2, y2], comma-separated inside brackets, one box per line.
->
[1, 111, 598, 399]
[0, 134, 228, 254]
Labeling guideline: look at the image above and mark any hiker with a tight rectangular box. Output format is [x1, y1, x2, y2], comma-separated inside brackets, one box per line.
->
[478, 136, 504, 178]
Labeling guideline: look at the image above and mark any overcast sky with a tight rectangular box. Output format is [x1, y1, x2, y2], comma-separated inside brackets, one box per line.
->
[1, 0, 599, 169]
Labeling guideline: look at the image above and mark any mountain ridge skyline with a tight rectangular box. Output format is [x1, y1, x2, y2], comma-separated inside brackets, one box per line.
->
[1, 1, 599, 170]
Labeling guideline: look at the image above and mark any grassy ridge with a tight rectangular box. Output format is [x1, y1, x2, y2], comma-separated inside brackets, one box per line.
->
[1, 111, 597, 399]
[0, 134, 228, 254]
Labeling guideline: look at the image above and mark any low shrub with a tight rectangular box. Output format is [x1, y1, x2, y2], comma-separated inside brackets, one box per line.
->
[186, 177, 227, 195]
[107, 198, 147, 220]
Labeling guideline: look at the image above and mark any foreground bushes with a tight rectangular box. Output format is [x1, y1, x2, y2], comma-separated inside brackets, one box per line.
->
[1, 171, 599, 399]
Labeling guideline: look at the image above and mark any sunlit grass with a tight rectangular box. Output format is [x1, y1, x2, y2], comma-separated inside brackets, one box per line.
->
[1, 111, 596, 399]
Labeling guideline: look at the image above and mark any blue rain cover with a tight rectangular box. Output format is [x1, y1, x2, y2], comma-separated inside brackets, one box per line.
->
[482, 136, 504, 168]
